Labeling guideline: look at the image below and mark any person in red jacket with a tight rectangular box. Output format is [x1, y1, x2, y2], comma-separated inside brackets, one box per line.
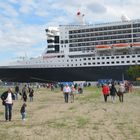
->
[102, 84, 110, 102]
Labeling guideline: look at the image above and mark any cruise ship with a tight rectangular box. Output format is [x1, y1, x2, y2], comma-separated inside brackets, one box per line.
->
[0, 15, 140, 82]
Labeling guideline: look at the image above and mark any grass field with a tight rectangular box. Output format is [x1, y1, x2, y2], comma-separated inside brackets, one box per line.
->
[0, 86, 140, 140]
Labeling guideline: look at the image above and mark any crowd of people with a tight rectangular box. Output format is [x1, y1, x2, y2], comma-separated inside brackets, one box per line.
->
[1, 84, 34, 122]
[0, 81, 133, 122]
[102, 81, 133, 103]
[62, 83, 85, 103]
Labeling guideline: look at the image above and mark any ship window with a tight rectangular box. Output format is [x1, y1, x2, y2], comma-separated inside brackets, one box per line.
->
[97, 62, 100, 64]
[88, 58, 91, 60]
[97, 57, 100, 60]
[127, 61, 130, 63]
[138, 55, 140, 57]
[126, 56, 130, 58]
[106, 57, 110, 59]
[84, 63, 87, 65]
[102, 62, 105, 64]
[92, 57, 95, 60]
[116, 56, 119, 58]
[116, 61, 120, 63]
[138, 60, 140, 62]
[88, 63, 91, 65]
[111, 56, 114, 59]
[121, 61, 124, 63]
[102, 57, 105, 59]
[132, 55, 135, 58]
[83, 58, 86, 60]
[107, 62, 110, 64]
[93, 62, 95, 65]
[111, 62, 114, 64]
[132, 61, 136, 63]
[121, 56, 124, 58]
[67, 60, 69, 62]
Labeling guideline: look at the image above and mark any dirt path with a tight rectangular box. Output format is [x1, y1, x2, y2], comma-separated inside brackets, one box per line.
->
[0, 87, 140, 140]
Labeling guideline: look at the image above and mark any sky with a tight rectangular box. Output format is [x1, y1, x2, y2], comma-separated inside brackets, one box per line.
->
[0, 0, 140, 65]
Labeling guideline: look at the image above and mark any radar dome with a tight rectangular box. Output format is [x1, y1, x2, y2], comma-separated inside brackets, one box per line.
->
[121, 14, 130, 22]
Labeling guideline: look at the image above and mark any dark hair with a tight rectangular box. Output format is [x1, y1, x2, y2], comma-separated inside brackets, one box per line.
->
[23, 103, 27, 107]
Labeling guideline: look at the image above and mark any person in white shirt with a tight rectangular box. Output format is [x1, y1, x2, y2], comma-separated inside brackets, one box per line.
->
[63, 84, 71, 103]
[1, 88, 15, 121]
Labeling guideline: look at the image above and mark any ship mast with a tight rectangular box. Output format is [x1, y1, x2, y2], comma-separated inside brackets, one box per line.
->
[76, 10, 85, 25]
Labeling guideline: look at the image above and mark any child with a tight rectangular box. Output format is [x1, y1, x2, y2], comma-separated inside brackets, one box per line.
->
[20, 103, 27, 120]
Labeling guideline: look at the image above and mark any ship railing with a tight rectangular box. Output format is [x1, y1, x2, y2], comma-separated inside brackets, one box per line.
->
[59, 19, 140, 28]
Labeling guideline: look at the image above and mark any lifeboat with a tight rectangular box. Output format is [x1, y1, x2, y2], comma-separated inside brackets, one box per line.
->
[132, 43, 140, 49]
[112, 44, 129, 49]
[95, 45, 111, 51]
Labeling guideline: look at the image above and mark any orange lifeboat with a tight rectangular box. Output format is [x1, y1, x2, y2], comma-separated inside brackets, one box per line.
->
[132, 43, 140, 48]
[112, 44, 129, 49]
[95, 45, 111, 51]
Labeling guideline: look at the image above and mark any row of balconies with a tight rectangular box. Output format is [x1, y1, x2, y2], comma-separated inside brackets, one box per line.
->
[69, 35, 134, 43]
[69, 30, 140, 39]
[69, 23, 140, 34]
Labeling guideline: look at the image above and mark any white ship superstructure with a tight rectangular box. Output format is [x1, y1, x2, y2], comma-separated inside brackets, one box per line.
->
[0, 18, 140, 82]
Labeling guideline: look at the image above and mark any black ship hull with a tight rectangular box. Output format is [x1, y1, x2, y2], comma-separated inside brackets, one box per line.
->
[0, 65, 133, 82]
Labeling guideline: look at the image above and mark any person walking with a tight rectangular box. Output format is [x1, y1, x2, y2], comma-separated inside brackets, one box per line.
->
[29, 88, 34, 102]
[63, 84, 71, 103]
[1, 88, 15, 121]
[110, 84, 117, 103]
[20, 103, 27, 121]
[70, 85, 75, 103]
[117, 83, 125, 102]
[102, 84, 110, 102]
[22, 85, 28, 102]
[15, 85, 19, 100]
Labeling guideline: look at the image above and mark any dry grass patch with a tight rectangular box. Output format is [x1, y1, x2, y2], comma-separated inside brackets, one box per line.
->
[0, 86, 140, 140]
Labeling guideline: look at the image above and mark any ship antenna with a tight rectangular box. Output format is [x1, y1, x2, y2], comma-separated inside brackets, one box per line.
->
[24, 51, 28, 60]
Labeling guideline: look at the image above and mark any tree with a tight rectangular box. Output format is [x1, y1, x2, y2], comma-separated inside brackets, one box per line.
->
[127, 65, 140, 80]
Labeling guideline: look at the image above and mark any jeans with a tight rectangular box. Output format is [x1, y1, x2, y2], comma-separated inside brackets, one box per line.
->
[15, 92, 19, 100]
[29, 97, 33, 102]
[111, 95, 115, 103]
[5, 103, 13, 121]
[104, 94, 108, 102]
[119, 94, 124, 102]
[64, 93, 69, 103]
[21, 112, 26, 120]
[70, 93, 74, 103]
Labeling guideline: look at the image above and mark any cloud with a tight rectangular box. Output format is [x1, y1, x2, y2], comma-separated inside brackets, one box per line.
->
[0, 1, 19, 17]
[87, 2, 107, 14]
[0, 24, 45, 52]
[0, 0, 140, 65]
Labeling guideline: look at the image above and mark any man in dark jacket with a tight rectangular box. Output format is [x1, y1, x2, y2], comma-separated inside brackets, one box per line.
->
[15, 85, 19, 100]
[110, 84, 117, 103]
[29, 88, 34, 102]
[22, 85, 28, 102]
[1, 88, 15, 121]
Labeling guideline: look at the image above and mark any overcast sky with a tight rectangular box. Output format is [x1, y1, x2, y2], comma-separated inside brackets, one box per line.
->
[0, 0, 140, 65]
